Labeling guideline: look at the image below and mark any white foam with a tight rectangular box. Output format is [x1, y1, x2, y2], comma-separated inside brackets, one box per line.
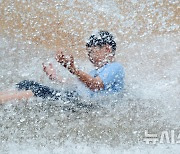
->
[2, 141, 180, 154]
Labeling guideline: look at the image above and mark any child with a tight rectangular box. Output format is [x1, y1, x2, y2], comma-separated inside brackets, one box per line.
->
[0, 31, 125, 104]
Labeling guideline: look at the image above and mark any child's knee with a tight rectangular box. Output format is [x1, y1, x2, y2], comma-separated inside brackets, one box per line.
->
[16, 80, 36, 90]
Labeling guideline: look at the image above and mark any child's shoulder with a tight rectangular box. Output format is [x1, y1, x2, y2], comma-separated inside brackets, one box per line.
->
[106, 61, 124, 69]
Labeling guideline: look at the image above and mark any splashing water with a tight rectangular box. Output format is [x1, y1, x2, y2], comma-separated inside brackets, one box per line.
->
[0, 0, 180, 153]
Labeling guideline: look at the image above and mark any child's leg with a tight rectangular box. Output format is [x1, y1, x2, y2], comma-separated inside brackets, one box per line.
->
[0, 90, 34, 104]
[0, 80, 80, 103]
[16, 80, 80, 102]
[0, 89, 16, 95]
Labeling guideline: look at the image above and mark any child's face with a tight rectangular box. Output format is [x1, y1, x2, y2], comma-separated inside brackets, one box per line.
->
[87, 45, 113, 68]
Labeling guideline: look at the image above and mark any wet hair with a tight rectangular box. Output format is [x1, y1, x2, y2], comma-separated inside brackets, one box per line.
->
[86, 31, 116, 55]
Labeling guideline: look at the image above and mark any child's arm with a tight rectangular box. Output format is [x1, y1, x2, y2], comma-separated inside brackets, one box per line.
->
[42, 63, 68, 84]
[55, 51, 104, 91]
[73, 69, 104, 91]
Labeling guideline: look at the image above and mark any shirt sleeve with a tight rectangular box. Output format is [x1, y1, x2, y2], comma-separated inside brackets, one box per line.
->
[98, 63, 124, 90]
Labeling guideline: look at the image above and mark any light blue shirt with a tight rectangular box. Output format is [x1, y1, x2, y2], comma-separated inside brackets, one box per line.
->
[88, 62, 125, 97]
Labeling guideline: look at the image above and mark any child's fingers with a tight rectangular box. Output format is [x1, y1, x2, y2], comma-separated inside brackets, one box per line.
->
[49, 63, 53, 68]
[55, 54, 61, 61]
[43, 67, 46, 72]
[56, 51, 63, 59]
[42, 63, 47, 72]
[49, 74, 52, 80]
[70, 55, 74, 61]
[55, 53, 70, 68]
[69, 55, 74, 65]
[56, 49, 63, 55]
[56, 55, 66, 64]
[42, 63, 46, 68]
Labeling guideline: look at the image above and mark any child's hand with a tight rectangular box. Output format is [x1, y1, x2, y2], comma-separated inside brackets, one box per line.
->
[42, 63, 56, 80]
[67, 55, 77, 74]
[55, 50, 68, 67]
[56, 50, 77, 74]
